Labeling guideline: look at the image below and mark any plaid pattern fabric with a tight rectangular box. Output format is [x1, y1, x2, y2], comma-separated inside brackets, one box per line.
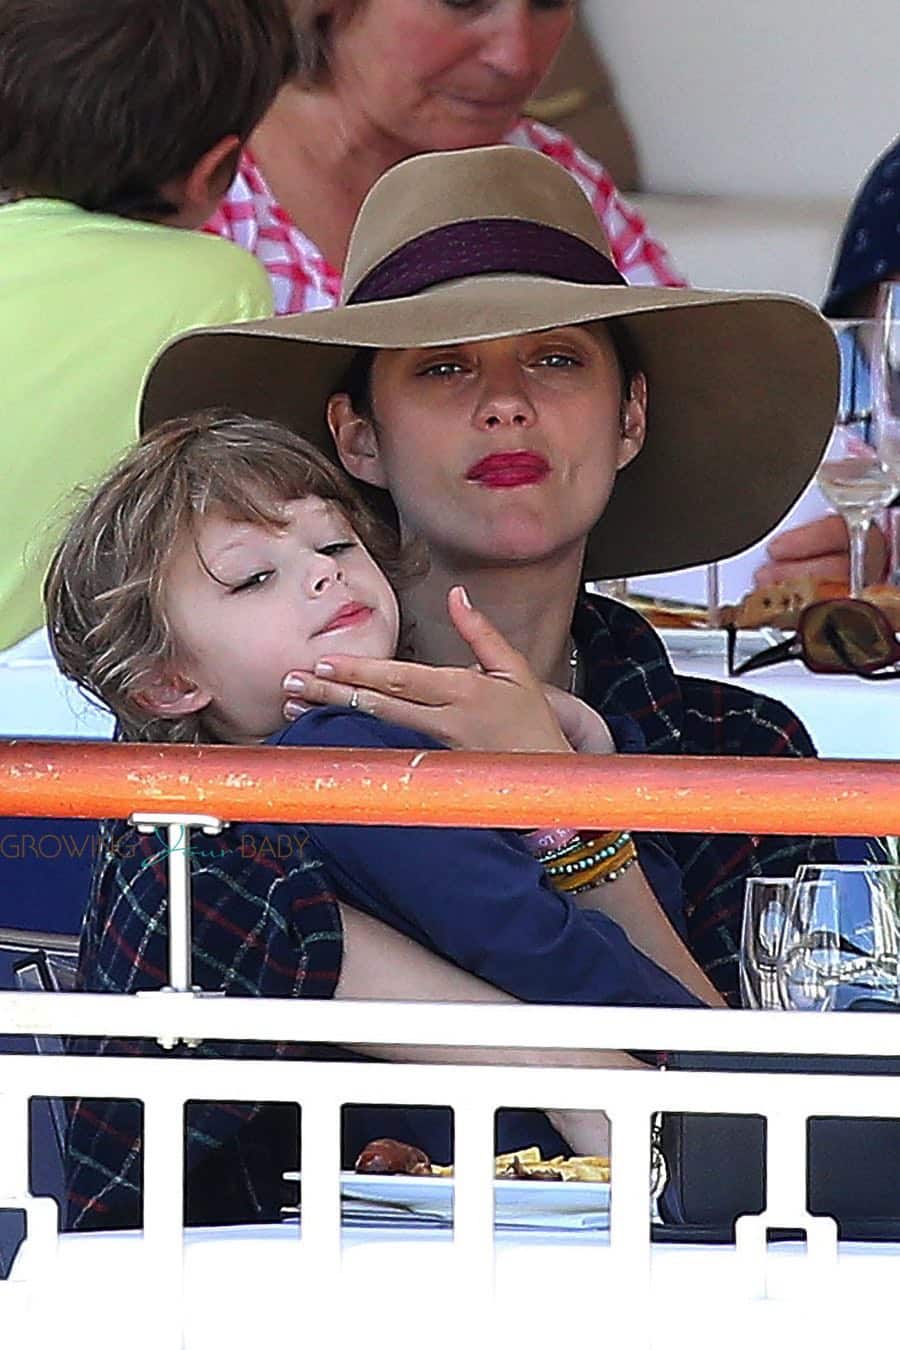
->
[65, 823, 343, 1231]
[67, 594, 850, 1227]
[574, 594, 840, 999]
[204, 119, 685, 315]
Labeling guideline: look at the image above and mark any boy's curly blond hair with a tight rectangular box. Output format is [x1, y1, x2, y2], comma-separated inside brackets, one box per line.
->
[44, 410, 416, 743]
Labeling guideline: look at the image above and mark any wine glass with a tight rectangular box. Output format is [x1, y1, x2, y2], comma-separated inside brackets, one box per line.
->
[780, 864, 900, 1010]
[817, 321, 899, 597]
[871, 289, 900, 583]
[776, 879, 840, 1011]
[739, 877, 793, 1009]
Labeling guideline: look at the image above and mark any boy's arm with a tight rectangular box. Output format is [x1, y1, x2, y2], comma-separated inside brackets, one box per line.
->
[338, 904, 639, 1159]
[263, 711, 708, 1010]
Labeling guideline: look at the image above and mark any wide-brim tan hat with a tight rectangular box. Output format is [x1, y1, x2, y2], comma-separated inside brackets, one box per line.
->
[142, 145, 838, 579]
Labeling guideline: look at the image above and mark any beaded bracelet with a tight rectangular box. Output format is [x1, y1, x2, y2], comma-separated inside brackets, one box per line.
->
[543, 831, 637, 893]
[541, 830, 624, 873]
[558, 837, 638, 894]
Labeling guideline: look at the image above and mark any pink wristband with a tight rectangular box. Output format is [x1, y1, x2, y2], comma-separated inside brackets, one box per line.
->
[522, 826, 580, 858]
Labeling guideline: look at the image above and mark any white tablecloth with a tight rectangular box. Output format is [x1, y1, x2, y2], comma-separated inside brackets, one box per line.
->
[667, 636, 898, 760]
[4, 1222, 896, 1350]
[0, 627, 895, 761]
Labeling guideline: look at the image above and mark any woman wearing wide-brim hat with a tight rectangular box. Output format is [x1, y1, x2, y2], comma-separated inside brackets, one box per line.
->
[143, 144, 843, 1000]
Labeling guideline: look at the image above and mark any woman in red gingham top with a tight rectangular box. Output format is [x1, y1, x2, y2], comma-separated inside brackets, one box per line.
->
[203, 0, 684, 316]
[206, 119, 684, 316]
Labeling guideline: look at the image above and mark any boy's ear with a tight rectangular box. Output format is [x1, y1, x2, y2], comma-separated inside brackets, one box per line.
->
[166, 134, 242, 223]
[327, 393, 389, 488]
[132, 670, 212, 721]
[616, 371, 648, 471]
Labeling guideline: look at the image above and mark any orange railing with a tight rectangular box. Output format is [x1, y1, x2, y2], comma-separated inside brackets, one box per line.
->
[0, 741, 897, 834]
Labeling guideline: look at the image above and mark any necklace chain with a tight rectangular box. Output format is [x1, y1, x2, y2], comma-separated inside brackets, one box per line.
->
[568, 641, 585, 697]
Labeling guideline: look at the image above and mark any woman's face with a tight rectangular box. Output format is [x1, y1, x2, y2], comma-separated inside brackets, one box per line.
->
[329, 325, 647, 570]
[328, 0, 573, 152]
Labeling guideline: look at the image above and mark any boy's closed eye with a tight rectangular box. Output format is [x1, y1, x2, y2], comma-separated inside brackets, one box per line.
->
[318, 540, 357, 557]
[229, 569, 274, 595]
[226, 541, 356, 594]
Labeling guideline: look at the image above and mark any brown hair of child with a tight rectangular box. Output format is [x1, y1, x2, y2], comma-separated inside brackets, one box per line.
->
[0, 0, 298, 216]
[44, 410, 416, 743]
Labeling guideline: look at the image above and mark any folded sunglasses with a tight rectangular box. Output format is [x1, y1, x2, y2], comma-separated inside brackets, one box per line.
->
[727, 598, 900, 680]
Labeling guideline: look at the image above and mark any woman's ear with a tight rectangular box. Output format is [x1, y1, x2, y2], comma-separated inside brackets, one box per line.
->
[616, 371, 648, 470]
[132, 669, 211, 721]
[327, 393, 388, 487]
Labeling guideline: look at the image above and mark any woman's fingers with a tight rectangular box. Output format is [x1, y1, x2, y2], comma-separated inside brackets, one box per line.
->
[446, 586, 533, 684]
[287, 655, 463, 707]
[283, 670, 456, 738]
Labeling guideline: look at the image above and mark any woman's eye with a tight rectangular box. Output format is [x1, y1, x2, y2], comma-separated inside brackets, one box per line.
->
[230, 570, 273, 595]
[319, 541, 357, 557]
[419, 360, 466, 378]
[536, 352, 581, 368]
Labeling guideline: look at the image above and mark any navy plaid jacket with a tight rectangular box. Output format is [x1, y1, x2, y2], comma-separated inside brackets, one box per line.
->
[66, 593, 843, 1230]
[573, 593, 838, 991]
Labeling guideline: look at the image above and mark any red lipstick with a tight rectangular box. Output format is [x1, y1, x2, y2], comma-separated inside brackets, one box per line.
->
[466, 452, 550, 488]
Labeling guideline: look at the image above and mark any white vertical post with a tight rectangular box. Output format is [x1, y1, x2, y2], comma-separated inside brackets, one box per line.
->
[164, 823, 192, 994]
[143, 1092, 186, 1350]
[130, 814, 225, 1030]
[452, 1096, 496, 1313]
[736, 1108, 837, 1300]
[705, 562, 721, 623]
[0, 1090, 29, 1198]
[608, 1106, 652, 1346]
[298, 1095, 342, 1294]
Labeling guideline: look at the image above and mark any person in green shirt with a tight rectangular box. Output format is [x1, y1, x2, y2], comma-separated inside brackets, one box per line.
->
[0, 0, 297, 650]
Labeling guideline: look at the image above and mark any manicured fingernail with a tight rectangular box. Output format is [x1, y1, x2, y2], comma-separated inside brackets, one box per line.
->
[283, 675, 305, 693]
[284, 700, 307, 719]
[314, 661, 335, 676]
[457, 586, 472, 609]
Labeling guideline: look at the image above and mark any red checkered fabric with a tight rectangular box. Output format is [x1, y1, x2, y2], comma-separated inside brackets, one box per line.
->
[204, 119, 685, 316]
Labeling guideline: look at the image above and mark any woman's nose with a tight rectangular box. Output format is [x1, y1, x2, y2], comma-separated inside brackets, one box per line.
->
[474, 374, 537, 430]
[480, 2, 536, 80]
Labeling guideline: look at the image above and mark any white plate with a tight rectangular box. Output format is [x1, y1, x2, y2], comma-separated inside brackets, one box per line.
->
[657, 626, 785, 661]
[283, 1170, 611, 1229]
[338, 1172, 610, 1230]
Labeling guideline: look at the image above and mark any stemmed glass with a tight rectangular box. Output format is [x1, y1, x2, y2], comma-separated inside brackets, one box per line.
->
[871, 287, 900, 583]
[817, 320, 898, 597]
[776, 879, 840, 1011]
[740, 877, 793, 1009]
[777, 864, 900, 1011]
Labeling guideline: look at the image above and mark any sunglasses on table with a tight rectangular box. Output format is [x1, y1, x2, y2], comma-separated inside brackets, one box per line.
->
[727, 599, 900, 680]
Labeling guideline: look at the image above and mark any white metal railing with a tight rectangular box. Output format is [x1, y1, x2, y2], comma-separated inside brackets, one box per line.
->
[1, 752, 900, 1347]
[3, 995, 900, 1349]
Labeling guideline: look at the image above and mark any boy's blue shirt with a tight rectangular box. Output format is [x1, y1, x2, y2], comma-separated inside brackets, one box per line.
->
[264, 705, 700, 1009]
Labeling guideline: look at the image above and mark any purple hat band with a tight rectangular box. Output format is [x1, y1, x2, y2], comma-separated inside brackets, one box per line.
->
[346, 218, 627, 305]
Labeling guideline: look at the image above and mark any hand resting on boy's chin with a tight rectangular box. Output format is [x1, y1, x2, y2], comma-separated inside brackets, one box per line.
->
[281, 584, 616, 756]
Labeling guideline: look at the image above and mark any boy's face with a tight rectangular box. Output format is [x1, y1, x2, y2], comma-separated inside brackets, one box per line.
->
[155, 498, 399, 743]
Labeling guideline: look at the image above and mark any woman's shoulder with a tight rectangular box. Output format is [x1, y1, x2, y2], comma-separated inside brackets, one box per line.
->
[576, 591, 671, 662]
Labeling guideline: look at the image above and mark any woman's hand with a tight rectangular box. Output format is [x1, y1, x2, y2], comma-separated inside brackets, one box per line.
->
[542, 685, 616, 755]
[754, 513, 888, 587]
[282, 585, 577, 753]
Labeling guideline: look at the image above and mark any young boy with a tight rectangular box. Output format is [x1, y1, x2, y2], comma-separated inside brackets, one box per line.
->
[46, 411, 707, 1228]
[0, 0, 297, 650]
